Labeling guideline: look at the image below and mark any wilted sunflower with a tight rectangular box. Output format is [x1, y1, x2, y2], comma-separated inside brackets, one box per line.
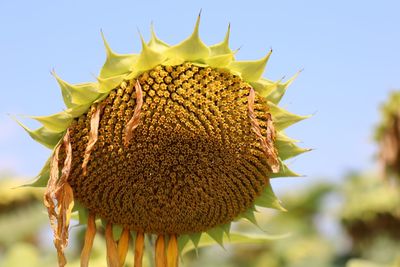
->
[18, 14, 308, 267]
[376, 91, 400, 181]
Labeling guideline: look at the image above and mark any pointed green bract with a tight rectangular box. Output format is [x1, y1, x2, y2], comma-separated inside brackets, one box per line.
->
[148, 23, 170, 52]
[23, 158, 51, 187]
[97, 74, 126, 93]
[161, 57, 186, 67]
[276, 132, 310, 160]
[72, 202, 89, 225]
[252, 72, 300, 104]
[240, 206, 259, 226]
[207, 227, 225, 248]
[204, 53, 234, 68]
[189, 233, 202, 249]
[229, 50, 272, 82]
[132, 34, 167, 74]
[52, 72, 101, 108]
[100, 52, 137, 79]
[251, 78, 276, 97]
[209, 24, 232, 56]
[177, 235, 190, 254]
[268, 102, 310, 131]
[66, 103, 94, 117]
[165, 14, 210, 62]
[270, 159, 301, 178]
[100, 32, 138, 79]
[221, 222, 231, 238]
[31, 112, 73, 132]
[255, 184, 286, 211]
[16, 119, 64, 149]
[180, 231, 287, 256]
[266, 71, 300, 104]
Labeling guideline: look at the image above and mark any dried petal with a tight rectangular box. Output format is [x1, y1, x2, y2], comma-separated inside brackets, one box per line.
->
[124, 80, 143, 146]
[155, 235, 166, 267]
[82, 103, 106, 176]
[80, 213, 97, 267]
[134, 232, 145, 267]
[106, 223, 120, 267]
[44, 143, 61, 242]
[248, 87, 280, 173]
[44, 130, 74, 267]
[167, 235, 178, 267]
[117, 228, 130, 267]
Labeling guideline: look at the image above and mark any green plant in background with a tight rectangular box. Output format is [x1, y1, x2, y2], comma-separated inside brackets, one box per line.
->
[222, 184, 335, 267]
[349, 90, 400, 267]
[340, 173, 400, 266]
[17, 14, 308, 267]
[375, 91, 400, 181]
[253, 183, 336, 267]
[187, 183, 336, 267]
[346, 258, 400, 267]
[0, 177, 54, 267]
[0, 178, 45, 247]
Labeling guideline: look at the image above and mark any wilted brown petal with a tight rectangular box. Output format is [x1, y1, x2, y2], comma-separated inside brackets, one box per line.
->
[124, 80, 144, 146]
[167, 235, 178, 267]
[44, 130, 74, 267]
[54, 183, 74, 267]
[58, 183, 74, 245]
[82, 103, 106, 176]
[80, 213, 97, 267]
[155, 235, 166, 267]
[59, 130, 73, 187]
[134, 232, 145, 267]
[58, 131, 74, 264]
[117, 228, 130, 267]
[248, 87, 280, 173]
[44, 143, 61, 243]
[105, 223, 120, 267]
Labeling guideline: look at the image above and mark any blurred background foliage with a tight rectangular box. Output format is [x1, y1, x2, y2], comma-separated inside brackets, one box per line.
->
[0, 93, 399, 266]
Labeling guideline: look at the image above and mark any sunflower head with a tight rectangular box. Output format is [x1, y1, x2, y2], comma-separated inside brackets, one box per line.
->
[375, 91, 400, 181]
[18, 14, 308, 267]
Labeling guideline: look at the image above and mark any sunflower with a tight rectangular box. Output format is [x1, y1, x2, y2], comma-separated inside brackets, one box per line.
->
[376, 91, 400, 181]
[18, 14, 308, 267]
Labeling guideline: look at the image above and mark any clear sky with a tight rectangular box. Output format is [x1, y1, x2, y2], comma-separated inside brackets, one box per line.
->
[1, 0, 399, 191]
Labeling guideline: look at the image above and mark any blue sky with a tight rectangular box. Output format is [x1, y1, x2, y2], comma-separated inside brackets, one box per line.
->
[1, 0, 399, 191]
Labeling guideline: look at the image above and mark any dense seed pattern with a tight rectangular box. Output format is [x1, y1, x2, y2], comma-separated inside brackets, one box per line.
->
[66, 63, 277, 234]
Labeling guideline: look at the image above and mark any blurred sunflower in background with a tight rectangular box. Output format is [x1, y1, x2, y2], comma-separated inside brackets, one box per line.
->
[375, 91, 400, 182]
[18, 13, 307, 267]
